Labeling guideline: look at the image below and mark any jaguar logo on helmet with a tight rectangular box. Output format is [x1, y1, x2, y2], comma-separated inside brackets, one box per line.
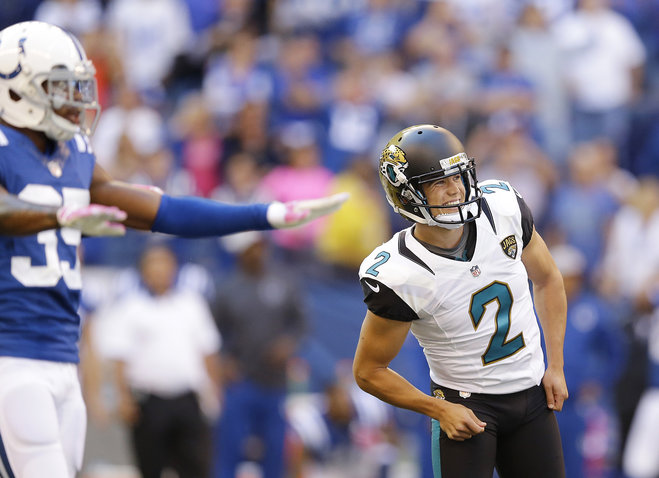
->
[380, 145, 408, 187]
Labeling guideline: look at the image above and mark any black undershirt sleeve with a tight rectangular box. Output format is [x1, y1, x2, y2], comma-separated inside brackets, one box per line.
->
[360, 278, 420, 322]
[516, 194, 535, 248]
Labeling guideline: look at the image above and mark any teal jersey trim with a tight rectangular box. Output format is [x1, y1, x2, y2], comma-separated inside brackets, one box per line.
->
[432, 418, 442, 477]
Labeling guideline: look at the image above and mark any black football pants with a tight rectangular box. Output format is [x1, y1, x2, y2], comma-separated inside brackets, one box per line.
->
[431, 383, 565, 478]
[131, 391, 211, 478]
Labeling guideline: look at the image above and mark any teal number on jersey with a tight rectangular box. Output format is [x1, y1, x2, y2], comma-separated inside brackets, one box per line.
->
[469, 281, 525, 365]
[480, 181, 510, 194]
[366, 251, 391, 277]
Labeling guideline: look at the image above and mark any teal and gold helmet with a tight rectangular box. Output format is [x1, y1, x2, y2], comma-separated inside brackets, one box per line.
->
[379, 124, 482, 228]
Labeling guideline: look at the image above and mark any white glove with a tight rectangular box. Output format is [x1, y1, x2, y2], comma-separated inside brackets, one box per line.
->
[57, 204, 127, 236]
[266, 192, 350, 229]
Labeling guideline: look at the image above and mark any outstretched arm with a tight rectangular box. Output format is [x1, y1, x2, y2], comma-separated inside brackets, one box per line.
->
[522, 227, 569, 411]
[353, 310, 487, 441]
[0, 161, 348, 238]
[90, 163, 349, 236]
[89, 163, 164, 230]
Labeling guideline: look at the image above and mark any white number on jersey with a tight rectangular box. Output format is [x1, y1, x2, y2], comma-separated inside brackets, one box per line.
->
[10, 185, 87, 289]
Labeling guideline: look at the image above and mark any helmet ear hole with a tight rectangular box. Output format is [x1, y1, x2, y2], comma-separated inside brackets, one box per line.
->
[9, 90, 21, 101]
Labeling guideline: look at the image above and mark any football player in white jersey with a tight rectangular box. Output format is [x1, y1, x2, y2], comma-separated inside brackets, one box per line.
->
[0, 21, 347, 478]
[353, 124, 568, 477]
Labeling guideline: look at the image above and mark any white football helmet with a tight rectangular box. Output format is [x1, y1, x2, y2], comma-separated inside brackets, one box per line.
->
[0, 21, 100, 141]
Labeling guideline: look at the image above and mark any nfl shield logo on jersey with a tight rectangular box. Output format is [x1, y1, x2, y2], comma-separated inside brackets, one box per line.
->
[500, 235, 518, 259]
[470, 265, 481, 277]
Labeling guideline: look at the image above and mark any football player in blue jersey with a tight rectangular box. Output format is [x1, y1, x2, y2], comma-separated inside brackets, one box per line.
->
[352, 124, 568, 477]
[0, 21, 347, 478]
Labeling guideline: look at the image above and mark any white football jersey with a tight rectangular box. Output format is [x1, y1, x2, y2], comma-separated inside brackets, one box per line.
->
[359, 180, 545, 394]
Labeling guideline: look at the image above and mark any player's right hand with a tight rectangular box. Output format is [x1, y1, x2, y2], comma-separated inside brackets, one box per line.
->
[57, 204, 127, 236]
[436, 401, 487, 441]
[266, 192, 350, 229]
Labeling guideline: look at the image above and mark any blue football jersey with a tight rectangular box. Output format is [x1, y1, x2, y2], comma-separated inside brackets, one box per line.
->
[0, 125, 95, 363]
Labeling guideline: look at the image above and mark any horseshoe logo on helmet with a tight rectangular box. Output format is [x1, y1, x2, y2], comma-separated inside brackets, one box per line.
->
[0, 37, 26, 80]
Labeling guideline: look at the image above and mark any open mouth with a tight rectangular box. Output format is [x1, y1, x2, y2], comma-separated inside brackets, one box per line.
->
[435, 200, 461, 216]
[55, 107, 82, 125]
[65, 113, 80, 124]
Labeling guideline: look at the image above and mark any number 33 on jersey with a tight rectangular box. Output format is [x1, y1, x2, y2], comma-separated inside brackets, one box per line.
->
[0, 125, 95, 362]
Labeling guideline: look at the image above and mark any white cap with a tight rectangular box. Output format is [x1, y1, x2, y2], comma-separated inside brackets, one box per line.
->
[221, 231, 264, 254]
[550, 244, 587, 277]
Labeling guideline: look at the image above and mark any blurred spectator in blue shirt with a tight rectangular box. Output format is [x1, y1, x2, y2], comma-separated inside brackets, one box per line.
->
[468, 124, 557, 225]
[410, 35, 476, 140]
[106, 0, 194, 103]
[552, 244, 626, 478]
[509, 4, 570, 164]
[475, 44, 538, 139]
[34, 0, 102, 37]
[546, 140, 622, 278]
[169, 92, 223, 198]
[212, 231, 308, 478]
[220, 101, 280, 168]
[202, 30, 273, 128]
[270, 0, 359, 40]
[630, 110, 659, 177]
[270, 33, 330, 127]
[553, 0, 646, 169]
[323, 66, 381, 172]
[341, 0, 419, 56]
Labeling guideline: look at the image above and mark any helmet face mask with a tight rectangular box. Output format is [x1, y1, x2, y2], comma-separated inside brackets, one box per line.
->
[38, 66, 100, 138]
[0, 21, 100, 141]
[379, 125, 482, 229]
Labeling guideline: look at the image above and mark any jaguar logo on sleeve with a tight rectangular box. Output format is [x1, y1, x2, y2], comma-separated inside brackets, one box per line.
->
[500, 235, 518, 259]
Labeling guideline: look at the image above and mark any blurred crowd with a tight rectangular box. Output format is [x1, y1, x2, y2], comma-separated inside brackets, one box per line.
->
[2, 0, 659, 477]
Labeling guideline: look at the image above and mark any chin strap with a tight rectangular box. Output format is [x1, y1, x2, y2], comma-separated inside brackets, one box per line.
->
[42, 111, 78, 141]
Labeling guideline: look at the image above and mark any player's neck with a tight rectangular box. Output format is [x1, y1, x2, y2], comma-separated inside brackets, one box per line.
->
[413, 223, 465, 249]
[0, 120, 51, 153]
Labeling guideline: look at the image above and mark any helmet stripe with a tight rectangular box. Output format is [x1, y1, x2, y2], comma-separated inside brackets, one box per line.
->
[64, 30, 85, 60]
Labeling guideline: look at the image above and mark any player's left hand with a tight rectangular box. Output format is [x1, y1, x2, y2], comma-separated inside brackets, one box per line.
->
[266, 192, 350, 229]
[542, 365, 569, 411]
[57, 204, 127, 236]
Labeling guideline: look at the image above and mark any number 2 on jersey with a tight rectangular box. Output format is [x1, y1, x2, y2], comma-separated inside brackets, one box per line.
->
[469, 281, 525, 365]
[365, 251, 390, 277]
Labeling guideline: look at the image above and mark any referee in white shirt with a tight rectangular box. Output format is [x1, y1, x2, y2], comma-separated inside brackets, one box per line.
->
[98, 242, 221, 478]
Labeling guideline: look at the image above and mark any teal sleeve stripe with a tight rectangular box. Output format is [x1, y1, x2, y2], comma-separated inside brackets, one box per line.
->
[432, 418, 442, 477]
